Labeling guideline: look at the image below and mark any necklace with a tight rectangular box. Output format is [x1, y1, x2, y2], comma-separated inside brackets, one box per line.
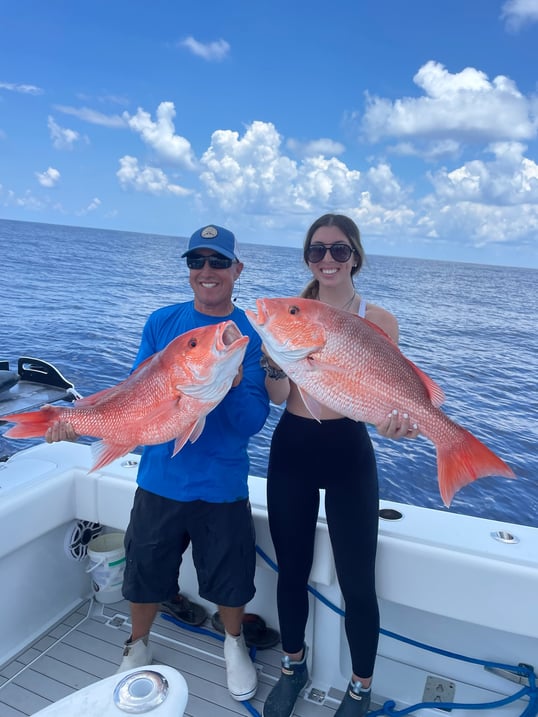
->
[341, 292, 357, 311]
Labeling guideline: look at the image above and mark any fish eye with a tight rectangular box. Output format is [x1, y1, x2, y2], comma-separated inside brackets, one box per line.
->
[289, 305, 300, 315]
[188, 338, 198, 348]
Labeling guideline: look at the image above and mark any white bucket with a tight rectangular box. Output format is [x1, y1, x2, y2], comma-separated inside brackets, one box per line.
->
[86, 532, 126, 604]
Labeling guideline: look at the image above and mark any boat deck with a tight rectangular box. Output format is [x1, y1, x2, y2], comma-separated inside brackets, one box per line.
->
[0, 597, 383, 717]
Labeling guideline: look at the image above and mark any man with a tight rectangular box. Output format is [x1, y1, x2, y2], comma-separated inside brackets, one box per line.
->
[47, 225, 269, 701]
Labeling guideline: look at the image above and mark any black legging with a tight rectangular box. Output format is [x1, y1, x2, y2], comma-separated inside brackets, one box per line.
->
[267, 411, 380, 678]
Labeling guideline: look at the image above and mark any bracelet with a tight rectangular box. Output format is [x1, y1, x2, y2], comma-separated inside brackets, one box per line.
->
[260, 353, 287, 380]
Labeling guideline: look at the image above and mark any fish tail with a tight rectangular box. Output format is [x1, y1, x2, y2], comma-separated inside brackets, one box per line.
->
[437, 427, 516, 508]
[3, 406, 62, 438]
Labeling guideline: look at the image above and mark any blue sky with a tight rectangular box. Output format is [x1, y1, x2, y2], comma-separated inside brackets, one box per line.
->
[1, 0, 538, 268]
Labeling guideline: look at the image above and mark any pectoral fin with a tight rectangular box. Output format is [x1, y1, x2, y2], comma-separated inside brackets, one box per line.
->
[297, 387, 323, 422]
[171, 417, 207, 456]
[89, 440, 136, 472]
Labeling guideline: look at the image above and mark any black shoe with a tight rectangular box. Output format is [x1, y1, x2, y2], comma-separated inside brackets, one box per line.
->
[263, 648, 308, 717]
[212, 611, 280, 649]
[334, 681, 371, 716]
[160, 593, 208, 626]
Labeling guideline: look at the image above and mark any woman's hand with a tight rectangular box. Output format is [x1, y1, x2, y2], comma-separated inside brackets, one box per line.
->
[376, 410, 419, 440]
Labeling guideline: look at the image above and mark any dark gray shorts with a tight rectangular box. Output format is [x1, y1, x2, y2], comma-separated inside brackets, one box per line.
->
[122, 487, 256, 607]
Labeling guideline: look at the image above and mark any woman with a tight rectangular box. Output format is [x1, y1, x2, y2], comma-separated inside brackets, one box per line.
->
[262, 214, 418, 717]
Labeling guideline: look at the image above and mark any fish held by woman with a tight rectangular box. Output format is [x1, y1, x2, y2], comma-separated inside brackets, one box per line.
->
[246, 297, 515, 507]
[2, 320, 249, 472]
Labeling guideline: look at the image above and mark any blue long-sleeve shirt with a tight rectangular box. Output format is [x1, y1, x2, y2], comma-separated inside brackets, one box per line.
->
[132, 301, 269, 502]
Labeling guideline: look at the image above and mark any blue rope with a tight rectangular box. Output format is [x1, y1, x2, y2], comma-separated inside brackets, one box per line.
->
[254, 545, 538, 716]
[161, 612, 224, 641]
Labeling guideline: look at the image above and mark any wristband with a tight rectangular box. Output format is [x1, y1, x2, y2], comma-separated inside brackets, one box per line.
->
[260, 353, 287, 380]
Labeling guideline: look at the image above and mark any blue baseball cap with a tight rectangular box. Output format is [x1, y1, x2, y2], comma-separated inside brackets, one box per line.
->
[181, 225, 239, 261]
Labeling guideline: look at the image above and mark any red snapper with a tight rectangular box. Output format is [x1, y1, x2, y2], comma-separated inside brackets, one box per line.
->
[3, 321, 248, 472]
[245, 297, 515, 507]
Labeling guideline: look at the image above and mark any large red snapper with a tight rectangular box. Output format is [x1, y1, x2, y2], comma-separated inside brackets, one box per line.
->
[2, 321, 248, 472]
[245, 297, 515, 507]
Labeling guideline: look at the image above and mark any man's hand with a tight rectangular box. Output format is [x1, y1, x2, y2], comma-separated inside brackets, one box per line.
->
[231, 364, 243, 388]
[44, 414, 79, 443]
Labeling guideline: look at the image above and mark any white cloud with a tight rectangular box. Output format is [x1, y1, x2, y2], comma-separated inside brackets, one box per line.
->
[411, 140, 538, 247]
[390, 139, 462, 161]
[55, 105, 126, 128]
[86, 197, 101, 211]
[1, 188, 45, 210]
[200, 121, 361, 215]
[0, 81, 43, 95]
[365, 162, 410, 206]
[294, 156, 362, 209]
[427, 197, 538, 247]
[8, 56, 533, 261]
[200, 121, 299, 212]
[286, 137, 346, 158]
[124, 102, 197, 169]
[361, 61, 537, 146]
[76, 197, 101, 215]
[117, 155, 192, 196]
[501, 0, 538, 32]
[194, 118, 538, 251]
[199, 121, 403, 223]
[48, 116, 80, 150]
[199, 122, 409, 216]
[352, 191, 416, 236]
[429, 142, 538, 205]
[35, 167, 60, 188]
[179, 36, 230, 61]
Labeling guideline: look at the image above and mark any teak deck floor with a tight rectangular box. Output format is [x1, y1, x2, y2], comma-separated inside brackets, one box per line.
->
[0, 598, 383, 716]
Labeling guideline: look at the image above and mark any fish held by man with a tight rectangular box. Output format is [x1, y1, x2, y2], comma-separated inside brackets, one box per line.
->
[245, 297, 515, 507]
[2, 321, 249, 472]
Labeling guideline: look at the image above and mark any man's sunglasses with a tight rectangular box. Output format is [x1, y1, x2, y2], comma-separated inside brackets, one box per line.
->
[306, 243, 356, 263]
[186, 253, 234, 270]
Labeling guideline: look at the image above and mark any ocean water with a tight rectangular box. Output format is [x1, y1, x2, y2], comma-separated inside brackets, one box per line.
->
[1, 218, 537, 527]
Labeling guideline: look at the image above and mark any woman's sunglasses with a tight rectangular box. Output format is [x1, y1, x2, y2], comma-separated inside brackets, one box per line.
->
[306, 243, 356, 263]
[186, 253, 234, 270]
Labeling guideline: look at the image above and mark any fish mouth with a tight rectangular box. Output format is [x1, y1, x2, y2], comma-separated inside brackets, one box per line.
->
[179, 320, 248, 401]
[218, 320, 249, 351]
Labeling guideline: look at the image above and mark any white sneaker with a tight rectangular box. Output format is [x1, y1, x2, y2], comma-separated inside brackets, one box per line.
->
[116, 635, 152, 674]
[224, 630, 258, 701]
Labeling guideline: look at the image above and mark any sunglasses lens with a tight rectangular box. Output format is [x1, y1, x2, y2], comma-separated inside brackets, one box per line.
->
[186, 256, 204, 269]
[307, 244, 354, 263]
[209, 256, 233, 269]
[186, 254, 233, 269]
[306, 246, 326, 263]
[330, 244, 353, 262]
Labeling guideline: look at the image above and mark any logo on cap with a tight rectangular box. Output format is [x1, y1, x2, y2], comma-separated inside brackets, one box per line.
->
[201, 226, 218, 239]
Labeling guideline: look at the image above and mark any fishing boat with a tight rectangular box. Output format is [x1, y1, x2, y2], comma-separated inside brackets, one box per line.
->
[0, 360, 536, 717]
[0, 357, 81, 413]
